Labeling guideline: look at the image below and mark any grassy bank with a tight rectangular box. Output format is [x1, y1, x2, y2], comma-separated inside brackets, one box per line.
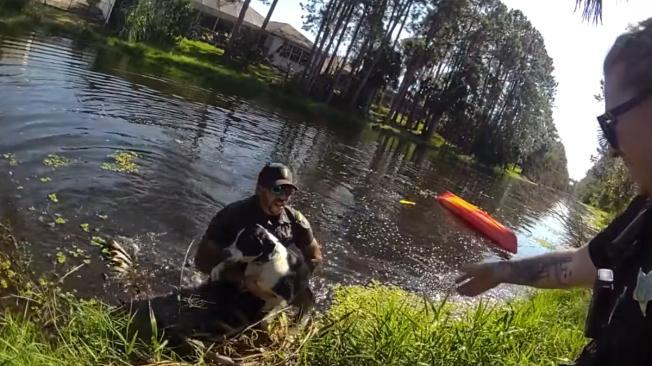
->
[0, 4, 363, 126]
[0, 281, 589, 365]
[302, 285, 588, 366]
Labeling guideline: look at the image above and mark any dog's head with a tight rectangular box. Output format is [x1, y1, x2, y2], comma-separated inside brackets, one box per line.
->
[234, 224, 280, 261]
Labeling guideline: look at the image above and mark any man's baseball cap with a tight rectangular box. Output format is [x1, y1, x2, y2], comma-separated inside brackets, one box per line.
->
[257, 163, 298, 190]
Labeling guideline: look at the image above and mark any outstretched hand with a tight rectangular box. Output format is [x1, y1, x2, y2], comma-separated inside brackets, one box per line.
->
[455, 262, 506, 297]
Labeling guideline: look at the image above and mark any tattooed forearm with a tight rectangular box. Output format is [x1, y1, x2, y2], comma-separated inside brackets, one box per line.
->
[502, 252, 575, 288]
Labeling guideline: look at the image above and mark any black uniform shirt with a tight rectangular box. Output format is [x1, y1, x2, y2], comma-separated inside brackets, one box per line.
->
[585, 196, 652, 365]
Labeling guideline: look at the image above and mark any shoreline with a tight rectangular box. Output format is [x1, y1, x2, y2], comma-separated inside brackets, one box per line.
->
[0, 4, 365, 127]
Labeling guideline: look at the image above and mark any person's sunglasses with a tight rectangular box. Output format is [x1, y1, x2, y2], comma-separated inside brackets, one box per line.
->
[270, 185, 295, 197]
[597, 89, 652, 150]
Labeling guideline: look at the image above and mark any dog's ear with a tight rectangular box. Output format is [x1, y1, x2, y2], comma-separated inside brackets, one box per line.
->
[253, 224, 268, 242]
[259, 232, 277, 257]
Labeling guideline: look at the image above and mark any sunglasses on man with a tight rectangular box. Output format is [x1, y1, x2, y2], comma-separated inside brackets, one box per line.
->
[269, 185, 295, 197]
[597, 89, 652, 150]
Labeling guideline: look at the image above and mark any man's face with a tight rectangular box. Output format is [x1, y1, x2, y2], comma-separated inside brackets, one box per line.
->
[605, 63, 652, 193]
[258, 185, 295, 216]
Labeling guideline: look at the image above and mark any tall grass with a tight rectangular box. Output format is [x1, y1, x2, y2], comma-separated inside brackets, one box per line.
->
[300, 284, 589, 366]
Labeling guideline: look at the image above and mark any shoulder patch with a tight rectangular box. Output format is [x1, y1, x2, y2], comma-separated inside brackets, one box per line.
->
[294, 210, 311, 229]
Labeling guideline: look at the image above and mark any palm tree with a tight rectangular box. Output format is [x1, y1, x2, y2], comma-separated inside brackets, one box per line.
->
[575, 0, 602, 23]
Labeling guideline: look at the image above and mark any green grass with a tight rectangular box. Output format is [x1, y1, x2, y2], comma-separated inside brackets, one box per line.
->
[0, 283, 590, 366]
[301, 284, 589, 366]
[582, 204, 612, 231]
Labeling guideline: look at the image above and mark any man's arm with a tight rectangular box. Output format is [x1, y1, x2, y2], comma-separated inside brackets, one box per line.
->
[456, 244, 596, 296]
[290, 209, 323, 271]
[194, 236, 222, 275]
[302, 239, 323, 270]
[194, 210, 229, 275]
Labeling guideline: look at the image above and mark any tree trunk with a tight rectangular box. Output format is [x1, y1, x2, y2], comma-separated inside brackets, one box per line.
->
[304, 0, 344, 84]
[324, 4, 356, 76]
[307, 2, 354, 92]
[261, 0, 278, 31]
[348, 0, 411, 109]
[301, 0, 339, 81]
[405, 90, 422, 129]
[225, 0, 253, 60]
[391, 0, 412, 49]
[326, 6, 367, 104]
[257, 0, 279, 48]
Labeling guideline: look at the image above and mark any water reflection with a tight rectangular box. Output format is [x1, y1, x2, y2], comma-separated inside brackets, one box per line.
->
[0, 34, 595, 303]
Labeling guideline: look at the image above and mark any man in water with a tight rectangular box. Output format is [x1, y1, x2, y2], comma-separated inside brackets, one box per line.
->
[456, 20, 652, 365]
[195, 162, 323, 287]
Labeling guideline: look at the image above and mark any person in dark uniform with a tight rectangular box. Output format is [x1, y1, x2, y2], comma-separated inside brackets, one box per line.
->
[455, 19, 652, 365]
[194, 163, 323, 288]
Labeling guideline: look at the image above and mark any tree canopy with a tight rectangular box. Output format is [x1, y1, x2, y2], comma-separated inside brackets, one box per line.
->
[297, 0, 569, 188]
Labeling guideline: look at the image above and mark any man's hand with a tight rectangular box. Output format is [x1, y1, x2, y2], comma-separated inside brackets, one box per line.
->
[308, 258, 322, 274]
[455, 262, 506, 297]
[302, 239, 323, 274]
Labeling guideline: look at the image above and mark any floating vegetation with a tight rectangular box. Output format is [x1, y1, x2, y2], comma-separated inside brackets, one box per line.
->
[43, 154, 72, 168]
[54, 217, 67, 225]
[2, 153, 19, 166]
[55, 251, 66, 264]
[91, 236, 106, 247]
[48, 193, 59, 203]
[80, 223, 90, 233]
[40, 177, 52, 183]
[67, 246, 89, 260]
[101, 151, 139, 174]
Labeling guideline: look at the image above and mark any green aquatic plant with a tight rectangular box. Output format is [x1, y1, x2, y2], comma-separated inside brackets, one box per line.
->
[43, 154, 71, 169]
[2, 153, 19, 166]
[39, 177, 53, 183]
[55, 251, 66, 264]
[90, 236, 106, 247]
[101, 151, 140, 174]
[80, 223, 90, 233]
[47, 193, 59, 203]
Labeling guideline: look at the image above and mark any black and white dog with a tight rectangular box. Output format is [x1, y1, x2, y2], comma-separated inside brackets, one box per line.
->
[210, 224, 315, 319]
[107, 225, 314, 355]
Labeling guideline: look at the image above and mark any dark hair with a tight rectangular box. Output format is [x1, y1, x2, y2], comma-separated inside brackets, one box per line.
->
[604, 18, 652, 93]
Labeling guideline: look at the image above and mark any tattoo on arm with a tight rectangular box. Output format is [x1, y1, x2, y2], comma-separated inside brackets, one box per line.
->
[506, 253, 574, 288]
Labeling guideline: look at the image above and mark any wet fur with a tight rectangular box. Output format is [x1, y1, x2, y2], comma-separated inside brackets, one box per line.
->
[211, 224, 314, 317]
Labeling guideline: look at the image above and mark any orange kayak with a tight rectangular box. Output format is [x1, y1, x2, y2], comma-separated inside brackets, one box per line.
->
[437, 191, 517, 253]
